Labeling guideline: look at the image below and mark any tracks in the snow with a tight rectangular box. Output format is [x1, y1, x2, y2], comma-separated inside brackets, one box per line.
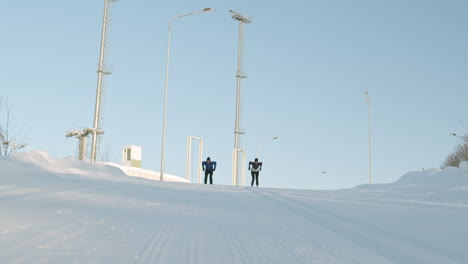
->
[134, 203, 185, 263]
[221, 223, 251, 264]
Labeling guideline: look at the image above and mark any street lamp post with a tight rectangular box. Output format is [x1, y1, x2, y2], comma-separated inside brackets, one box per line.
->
[160, 8, 215, 181]
[364, 90, 372, 184]
[451, 132, 467, 141]
[308, 171, 327, 189]
[256, 136, 278, 157]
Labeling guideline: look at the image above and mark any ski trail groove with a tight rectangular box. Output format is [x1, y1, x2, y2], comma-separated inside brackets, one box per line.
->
[257, 188, 452, 264]
[184, 224, 199, 264]
[221, 223, 250, 264]
[135, 203, 184, 263]
[81, 211, 131, 260]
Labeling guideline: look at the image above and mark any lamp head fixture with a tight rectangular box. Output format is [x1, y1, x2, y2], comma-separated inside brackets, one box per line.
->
[229, 10, 252, 24]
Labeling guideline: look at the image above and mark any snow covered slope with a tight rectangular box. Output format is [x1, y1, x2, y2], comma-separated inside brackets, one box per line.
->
[1, 151, 468, 263]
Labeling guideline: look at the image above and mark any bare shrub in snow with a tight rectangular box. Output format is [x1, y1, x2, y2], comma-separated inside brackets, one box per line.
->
[0, 97, 28, 156]
[443, 135, 468, 168]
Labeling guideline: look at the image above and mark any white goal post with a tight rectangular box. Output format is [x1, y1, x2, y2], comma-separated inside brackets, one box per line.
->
[186, 136, 203, 184]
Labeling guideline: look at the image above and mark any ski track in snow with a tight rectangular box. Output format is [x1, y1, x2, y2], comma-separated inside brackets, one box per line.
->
[2, 182, 467, 264]
[256, 188, 467, 264]
[221, 223, 253, 264]
[183, 218, 200, 264]
[252, 188, 363, 264]
[135, 203, 186, 263]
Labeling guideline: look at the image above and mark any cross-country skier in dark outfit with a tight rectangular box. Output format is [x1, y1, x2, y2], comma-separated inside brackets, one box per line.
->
[248, 158, 262, 187]
[202, 157, 217, 184]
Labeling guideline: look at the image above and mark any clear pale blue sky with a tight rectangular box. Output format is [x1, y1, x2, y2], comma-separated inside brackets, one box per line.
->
[1, 0, 467, 189]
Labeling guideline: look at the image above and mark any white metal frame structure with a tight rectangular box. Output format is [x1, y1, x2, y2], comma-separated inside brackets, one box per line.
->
[232, 148, 246, 186]
[186, 136, 203, 184]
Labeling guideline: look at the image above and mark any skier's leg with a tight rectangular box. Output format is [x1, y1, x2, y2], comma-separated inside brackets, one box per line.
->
[204, 171, 208, 184]
[256, 172, 259, 187]
[209, 171, 213, 184]
[251, 171, 255, 187]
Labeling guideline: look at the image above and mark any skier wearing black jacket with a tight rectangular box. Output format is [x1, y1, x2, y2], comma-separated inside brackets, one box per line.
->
[248, 158, 263, 187]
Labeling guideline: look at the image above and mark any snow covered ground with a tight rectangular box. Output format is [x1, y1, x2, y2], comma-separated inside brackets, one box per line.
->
[1, 151, 468, 263]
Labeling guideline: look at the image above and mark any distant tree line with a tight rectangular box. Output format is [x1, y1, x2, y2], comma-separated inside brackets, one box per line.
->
[443, 134, 468, 167]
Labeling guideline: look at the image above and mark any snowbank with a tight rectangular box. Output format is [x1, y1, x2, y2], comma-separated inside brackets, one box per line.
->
[395, 166, 468, 187]
[355, 165, 468, 191]
[99, 161, 190, 183]
[0, 150, 125, 179]
[1, 151, 188, 183]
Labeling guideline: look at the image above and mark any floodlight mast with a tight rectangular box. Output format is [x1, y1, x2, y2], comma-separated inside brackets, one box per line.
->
[229, 10, 252, 24]
[230, 10, 251, 185]
[90, 0, 116, 163]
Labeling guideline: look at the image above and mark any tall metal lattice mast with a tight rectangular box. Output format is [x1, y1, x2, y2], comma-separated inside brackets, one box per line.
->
[91, 0, 116, 162]
[230, 10, 251, 185]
